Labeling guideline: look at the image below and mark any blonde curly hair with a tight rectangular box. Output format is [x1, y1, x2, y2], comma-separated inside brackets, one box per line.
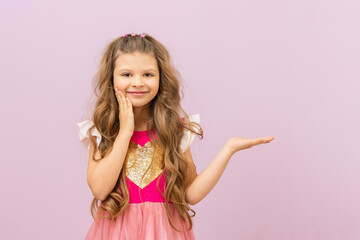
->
[86, 33, 203, 232]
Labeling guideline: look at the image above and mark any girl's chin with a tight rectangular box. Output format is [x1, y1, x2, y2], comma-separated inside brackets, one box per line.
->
[131, 102, 152, 108]
[127, 96, 154, 108]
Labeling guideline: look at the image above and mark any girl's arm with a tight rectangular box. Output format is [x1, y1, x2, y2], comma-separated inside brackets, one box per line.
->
[87, 88, 134, 201]
[185, 136, 274, 205]
[87, 133, 132, 201]
[184, 144, 233, 205]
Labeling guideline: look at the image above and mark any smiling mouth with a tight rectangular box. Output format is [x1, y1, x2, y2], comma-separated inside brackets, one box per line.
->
[127, 91, 149, 96]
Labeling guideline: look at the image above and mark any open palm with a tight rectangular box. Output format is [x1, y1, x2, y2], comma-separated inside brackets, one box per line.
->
[227, 136, 275, 155]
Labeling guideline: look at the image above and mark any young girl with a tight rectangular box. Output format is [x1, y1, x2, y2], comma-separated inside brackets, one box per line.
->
[77, 33, 274, 240]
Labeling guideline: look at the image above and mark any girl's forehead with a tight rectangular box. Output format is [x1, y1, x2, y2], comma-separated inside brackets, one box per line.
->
[114, 52, 158, 70]
[116, 51, 155, 60]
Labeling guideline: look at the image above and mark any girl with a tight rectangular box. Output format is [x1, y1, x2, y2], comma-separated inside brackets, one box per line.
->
[77, 33, 274, 240]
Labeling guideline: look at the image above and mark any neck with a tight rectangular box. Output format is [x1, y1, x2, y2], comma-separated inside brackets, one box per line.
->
[133, 105, 150, 131]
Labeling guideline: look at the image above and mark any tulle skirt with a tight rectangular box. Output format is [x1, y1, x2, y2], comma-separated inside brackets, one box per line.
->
[85, 201, 195, 240]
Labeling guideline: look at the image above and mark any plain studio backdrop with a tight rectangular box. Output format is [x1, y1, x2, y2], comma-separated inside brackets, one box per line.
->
[0, 0, 359, 239]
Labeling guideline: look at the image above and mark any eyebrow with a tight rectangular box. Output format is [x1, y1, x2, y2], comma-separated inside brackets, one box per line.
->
[118, 68, 157, 72]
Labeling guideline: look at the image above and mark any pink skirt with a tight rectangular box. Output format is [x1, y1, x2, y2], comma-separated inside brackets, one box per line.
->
[85, 202, 195, 240]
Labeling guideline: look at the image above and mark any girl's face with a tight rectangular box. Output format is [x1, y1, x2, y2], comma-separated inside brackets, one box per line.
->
[113, 51, 160, 109]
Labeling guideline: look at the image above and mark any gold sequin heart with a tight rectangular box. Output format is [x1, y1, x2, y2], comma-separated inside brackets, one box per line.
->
[124, 141, 165, 189]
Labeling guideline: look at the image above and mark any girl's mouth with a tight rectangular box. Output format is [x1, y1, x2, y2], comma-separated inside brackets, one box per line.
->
[127, 91, 149, 96]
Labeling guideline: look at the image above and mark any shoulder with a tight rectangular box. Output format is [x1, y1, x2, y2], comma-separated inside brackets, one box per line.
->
[76, 119, 102, 150]
[180, 114, 200, 125]
[179, 114, 201, 154]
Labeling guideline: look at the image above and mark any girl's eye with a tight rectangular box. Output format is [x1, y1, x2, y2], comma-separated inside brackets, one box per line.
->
[122, 73, 154, 77]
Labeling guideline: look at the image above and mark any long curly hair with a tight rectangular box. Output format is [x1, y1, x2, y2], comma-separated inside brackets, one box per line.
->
[86, 33, 203, 232]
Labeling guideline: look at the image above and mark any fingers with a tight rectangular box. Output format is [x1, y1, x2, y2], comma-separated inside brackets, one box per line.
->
[113, 87, 135, 134]
[115, 88, 126, 110]
[124, 92, 132, 108]
[115, 88, 133, 113]
[114, 88, 121, 111]
[261, 136, 274, 144]
[253, 136, 274, 145]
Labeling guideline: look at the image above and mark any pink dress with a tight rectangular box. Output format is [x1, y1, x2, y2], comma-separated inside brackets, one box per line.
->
[77, 114, 201, 240]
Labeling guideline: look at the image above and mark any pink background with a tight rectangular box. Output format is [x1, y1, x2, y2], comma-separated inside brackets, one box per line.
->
[1, 0, 359, 239]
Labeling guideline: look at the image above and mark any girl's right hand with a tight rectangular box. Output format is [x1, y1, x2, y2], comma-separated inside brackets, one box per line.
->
[115, 88, 134, 137]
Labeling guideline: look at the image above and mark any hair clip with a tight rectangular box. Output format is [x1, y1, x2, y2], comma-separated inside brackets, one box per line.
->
[121, 33, 146, 38]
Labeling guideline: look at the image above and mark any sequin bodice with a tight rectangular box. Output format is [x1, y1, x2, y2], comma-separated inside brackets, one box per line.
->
[125, 140, 165, 189]
[119, 129, 168, 203]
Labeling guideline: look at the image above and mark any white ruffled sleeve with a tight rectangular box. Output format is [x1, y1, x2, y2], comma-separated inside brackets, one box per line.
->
[76, 119, 102, 151]
[180, 114, 201, 154]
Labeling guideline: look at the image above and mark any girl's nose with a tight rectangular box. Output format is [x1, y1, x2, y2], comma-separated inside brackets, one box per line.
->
[132, 76, 144, 86]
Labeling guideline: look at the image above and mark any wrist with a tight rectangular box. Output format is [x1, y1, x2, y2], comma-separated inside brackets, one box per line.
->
[117, 130, 133, 139]
[223, 141, 235, 157]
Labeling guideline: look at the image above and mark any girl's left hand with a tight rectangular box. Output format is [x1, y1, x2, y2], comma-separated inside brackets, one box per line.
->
[226, 136, 275, 155]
